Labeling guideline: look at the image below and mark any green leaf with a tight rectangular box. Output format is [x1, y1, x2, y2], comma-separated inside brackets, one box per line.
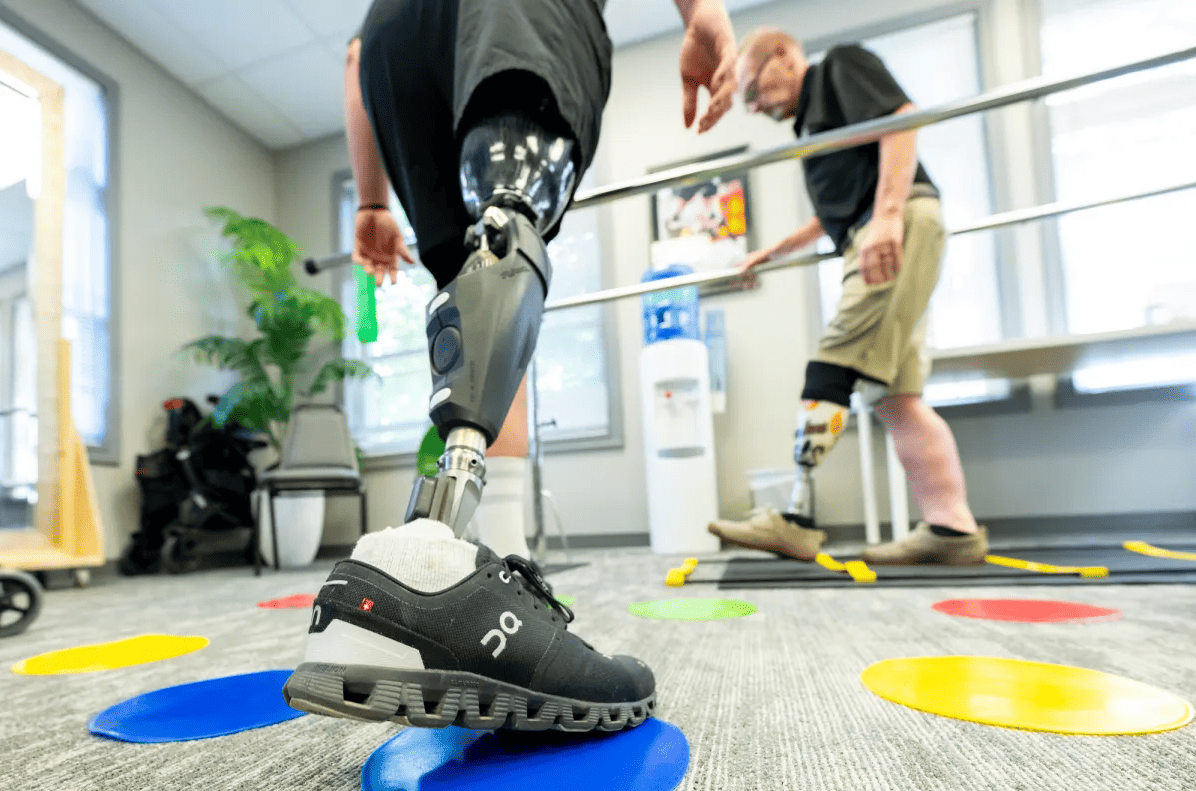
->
[308, 359, 377, 396]
[183, 336, 270, 385]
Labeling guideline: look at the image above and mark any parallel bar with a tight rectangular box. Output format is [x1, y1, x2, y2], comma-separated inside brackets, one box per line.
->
[950, 178, 1196, 235]
[572, 45, 1196, 209]
[546, 252, 833, 311]
[546, 178, 1196, 312]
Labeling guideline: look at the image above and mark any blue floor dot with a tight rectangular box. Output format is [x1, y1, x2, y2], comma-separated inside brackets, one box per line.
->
[89, 669, 304, 743]
[362, 718, 689, 791]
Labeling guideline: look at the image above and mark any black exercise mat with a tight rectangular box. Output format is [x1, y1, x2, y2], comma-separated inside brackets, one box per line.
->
[711, 545, 1196, 589]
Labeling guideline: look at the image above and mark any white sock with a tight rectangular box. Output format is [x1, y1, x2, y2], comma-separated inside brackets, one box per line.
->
[350, 518, 479, 593]
[474, 456, 532, 559]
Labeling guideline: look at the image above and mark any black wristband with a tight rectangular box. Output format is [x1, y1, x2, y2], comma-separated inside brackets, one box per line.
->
[358, 203, 388, 212]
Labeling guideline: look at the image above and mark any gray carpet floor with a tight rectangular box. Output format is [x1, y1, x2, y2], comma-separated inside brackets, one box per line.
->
[1, 546, 1195, 791]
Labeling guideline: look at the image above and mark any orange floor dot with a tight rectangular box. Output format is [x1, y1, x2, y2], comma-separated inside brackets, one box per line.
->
[861, 656, 1192, 735]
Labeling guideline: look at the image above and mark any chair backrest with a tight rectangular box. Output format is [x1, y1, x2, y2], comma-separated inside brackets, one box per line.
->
[278, 404, 358, 472]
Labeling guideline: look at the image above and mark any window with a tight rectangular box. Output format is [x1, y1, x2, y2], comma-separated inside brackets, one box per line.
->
[811, 12, 1012, 406]
[1040, 0, 1196, 393]
[337, 181, 436, 456]
[336, 170, 617, 458]
[0, 14, 115, 458]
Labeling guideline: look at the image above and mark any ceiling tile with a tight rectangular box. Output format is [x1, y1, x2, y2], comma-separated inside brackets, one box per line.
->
[154, 0, 317, 72]
[238, 45, 345, 139]
[77, 0, 228, 83]
[195, 74, 306, 149]
[285, 0, 373, 35]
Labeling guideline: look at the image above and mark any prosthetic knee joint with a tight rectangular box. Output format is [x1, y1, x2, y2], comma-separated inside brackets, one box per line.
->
[405, 111, 577, 535]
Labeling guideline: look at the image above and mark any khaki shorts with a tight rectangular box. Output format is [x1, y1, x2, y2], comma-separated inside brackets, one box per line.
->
[813, 195, 945, 396]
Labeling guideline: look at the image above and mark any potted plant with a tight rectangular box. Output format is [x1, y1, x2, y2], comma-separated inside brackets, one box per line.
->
[183, 206, 373, 566]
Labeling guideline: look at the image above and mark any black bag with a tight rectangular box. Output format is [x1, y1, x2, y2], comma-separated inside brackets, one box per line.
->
[119, 398, 260, 575]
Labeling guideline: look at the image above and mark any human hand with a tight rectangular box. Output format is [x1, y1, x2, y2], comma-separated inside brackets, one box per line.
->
[858, 214, 903, 286]
[735, 247, 771, 289]
[354, 208, 414, 287]
[678, 0, 737, 133]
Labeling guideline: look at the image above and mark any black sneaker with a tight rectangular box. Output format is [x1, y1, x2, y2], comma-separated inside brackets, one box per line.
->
[283, 546, 655, 732]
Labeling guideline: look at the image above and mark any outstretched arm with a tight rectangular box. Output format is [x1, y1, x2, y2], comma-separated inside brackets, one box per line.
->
[674, 0, 738, 133]
[859, 102, 918, 285]
[345, 38, 390, 208]
[345, 38, 413, 285]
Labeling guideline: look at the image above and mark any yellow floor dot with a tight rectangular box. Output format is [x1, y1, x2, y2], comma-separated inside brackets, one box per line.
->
[12, 634, 209, 675]
[861, 656, 1193, 736]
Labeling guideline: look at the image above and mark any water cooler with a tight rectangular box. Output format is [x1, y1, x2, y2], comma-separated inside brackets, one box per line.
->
[639, 266, 720, 554]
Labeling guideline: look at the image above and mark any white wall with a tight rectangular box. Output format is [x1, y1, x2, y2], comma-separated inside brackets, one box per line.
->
[1, 0, 277, 559]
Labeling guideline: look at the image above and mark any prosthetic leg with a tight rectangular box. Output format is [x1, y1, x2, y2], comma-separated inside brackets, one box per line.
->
[783, 361, 861, 525]
[786, 400, 850, 524]
[403, 111, 577, 537]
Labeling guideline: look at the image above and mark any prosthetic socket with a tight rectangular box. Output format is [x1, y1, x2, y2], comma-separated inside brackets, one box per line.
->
[404, 112, 577, 535]
[787, 400, 851, 521]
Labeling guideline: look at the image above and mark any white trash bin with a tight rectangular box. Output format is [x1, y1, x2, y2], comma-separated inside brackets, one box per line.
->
[257, 490, 326, 569]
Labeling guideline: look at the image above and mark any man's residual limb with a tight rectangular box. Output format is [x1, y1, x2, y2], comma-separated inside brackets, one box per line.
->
[404, 110, 577, 535]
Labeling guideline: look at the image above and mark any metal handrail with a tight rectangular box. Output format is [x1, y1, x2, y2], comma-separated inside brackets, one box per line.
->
[303, 177, 1196, 307]
[545, 178, 1196, 312]
[571, 45, 1196, 209]
[304, 46, 1196, 277]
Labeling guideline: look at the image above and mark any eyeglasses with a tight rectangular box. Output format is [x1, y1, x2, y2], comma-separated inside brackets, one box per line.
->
[741, 50, 778, 109]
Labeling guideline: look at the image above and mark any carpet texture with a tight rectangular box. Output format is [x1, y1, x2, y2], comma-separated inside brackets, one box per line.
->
[0, 547, 1193, 790]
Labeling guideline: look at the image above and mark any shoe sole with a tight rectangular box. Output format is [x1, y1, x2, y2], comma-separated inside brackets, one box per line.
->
[284, 662, 655, 733]
[708, 525, 819, 562]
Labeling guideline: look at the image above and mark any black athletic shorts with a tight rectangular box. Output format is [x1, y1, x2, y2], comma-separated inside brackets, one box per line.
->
[357, 0, 612, 288]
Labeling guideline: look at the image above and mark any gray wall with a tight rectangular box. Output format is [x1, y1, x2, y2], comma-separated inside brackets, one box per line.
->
[1, 0, 276, 558]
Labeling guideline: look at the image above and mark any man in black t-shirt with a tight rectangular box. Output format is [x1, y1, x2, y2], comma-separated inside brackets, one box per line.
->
[708, 29, 989, 566]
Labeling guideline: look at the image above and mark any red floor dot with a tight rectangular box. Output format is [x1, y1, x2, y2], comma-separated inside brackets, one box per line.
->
[932, 598, 1121, 623]
[257, 594, 316, 609]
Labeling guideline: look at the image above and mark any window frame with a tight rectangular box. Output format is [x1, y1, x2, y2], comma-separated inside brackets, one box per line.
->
[0, 6, 121, 466]
[329, 169, 624, 469]
[1030, 0, 1196, 402]
[797, 2, 1029, 414]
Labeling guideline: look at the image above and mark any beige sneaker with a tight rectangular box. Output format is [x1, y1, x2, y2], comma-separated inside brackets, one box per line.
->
[861, 522, 988, 565]
[707, 508, 826, 561]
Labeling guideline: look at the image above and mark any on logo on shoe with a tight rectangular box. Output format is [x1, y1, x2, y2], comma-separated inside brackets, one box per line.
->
[480, 611, 523, 658]
[360, 598, 375, 612]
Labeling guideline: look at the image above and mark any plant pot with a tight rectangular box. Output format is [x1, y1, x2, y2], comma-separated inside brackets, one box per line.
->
[256, 490, 325, 569]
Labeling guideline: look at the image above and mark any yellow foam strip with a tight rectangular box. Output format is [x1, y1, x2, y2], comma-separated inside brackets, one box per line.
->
[814, 552, 875, 583]
[986, 554, 1108, 578]
[1124, 541, 1196, 562]
[664, 569, 687, 587]
[680, 558, 699, 575]
[844, 560, 877, 583]
[815, 552, 845, 572]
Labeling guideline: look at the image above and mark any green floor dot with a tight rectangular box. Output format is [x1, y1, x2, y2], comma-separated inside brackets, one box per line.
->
[628, 598, 757, 621]
[556, 596, 577, 607]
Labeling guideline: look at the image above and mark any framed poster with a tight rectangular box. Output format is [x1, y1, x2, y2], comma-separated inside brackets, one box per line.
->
[648, 146, 756, 294]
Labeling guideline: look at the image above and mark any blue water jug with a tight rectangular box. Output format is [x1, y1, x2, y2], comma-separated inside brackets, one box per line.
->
[642, 265, 699, 345]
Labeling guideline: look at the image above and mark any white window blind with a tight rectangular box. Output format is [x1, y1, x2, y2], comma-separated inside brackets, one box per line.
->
[0, 19, 111, 450]
[1041, 0, 1196, 393]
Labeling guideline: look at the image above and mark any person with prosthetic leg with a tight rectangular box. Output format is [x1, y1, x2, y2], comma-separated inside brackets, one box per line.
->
[284, 0, 739, 732]
[708, 28, 988, 566]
